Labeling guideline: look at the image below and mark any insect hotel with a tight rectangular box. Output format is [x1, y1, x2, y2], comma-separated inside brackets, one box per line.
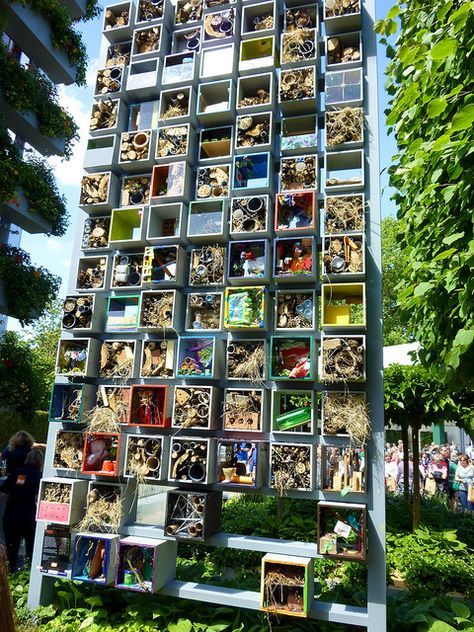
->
[30, 0, 386, 629]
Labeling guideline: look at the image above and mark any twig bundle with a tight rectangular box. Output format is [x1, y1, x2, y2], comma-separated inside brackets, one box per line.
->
[85, 406, 121, 434]
[325, 0, 360, 17]
[271, 445, 312, 492]
[140, 292, 174, 328]
[322, 337, 365, 382]
[326, 108, 363, 146]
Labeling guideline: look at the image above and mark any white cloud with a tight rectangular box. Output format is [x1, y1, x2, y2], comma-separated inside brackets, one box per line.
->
[48, 87, 91, 188]
[47, 238, 67, 251]
[86, 57, 100, 89]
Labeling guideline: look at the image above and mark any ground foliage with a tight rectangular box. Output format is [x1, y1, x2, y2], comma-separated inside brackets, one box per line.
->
[376, 1, 474, 388]
[8, 496, 474, 632]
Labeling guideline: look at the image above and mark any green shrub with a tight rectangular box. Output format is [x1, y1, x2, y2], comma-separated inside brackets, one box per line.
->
[0, 410, 48, 450]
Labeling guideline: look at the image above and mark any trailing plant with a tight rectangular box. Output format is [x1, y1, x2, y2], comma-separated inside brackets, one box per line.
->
[0, 331, 44, 414]
[0, 124, 68, 234]
[376, 2, 474, 387]
[7, 0, 91, 85]
[81, 0, 101, 22]
[0, 244, 60, 325]
[0, 41, 78, 156]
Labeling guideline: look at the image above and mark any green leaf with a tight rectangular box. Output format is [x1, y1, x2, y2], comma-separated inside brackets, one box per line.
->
[453, 328, 474, 349]
[452, 104, 474, 131]
[168, 620, 193, 632]
[430, 38, 458, 60]
[386, 5, 400, 19]
[448, 2, 473, 31]
[207, 624, 232, 632]
[414, 282, 433, 296]
[442, 232, 464, 245]
[451, 600, 471, 618]
[427, 621, 457, 632]
[79, 617, 95, 630]
[427, 98, 448, 118]
[433, 248, 457, 262]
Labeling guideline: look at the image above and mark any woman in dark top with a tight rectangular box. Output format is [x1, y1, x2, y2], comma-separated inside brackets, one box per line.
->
[0, 448, 43, 571]
[1, 431, 34, 475]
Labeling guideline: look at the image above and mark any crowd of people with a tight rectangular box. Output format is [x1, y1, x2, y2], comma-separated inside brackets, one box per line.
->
[384, 440, 474, 512]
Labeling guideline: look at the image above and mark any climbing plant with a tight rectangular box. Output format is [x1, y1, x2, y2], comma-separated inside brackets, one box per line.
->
[376, 1, 474, 388]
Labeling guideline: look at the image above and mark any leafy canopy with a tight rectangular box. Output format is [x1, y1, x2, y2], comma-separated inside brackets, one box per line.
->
[382, 216, 413, 346]
[384, 363, 473, 433]
[376, 1, 474, 387]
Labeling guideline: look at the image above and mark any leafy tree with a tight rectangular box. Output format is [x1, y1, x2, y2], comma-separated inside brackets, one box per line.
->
[376, 2, 474, 387]
[384, 363, 473, 530]
[24, 298, 62, 409]
[382, 216, 413, 346]
[0, 331, 45, 414]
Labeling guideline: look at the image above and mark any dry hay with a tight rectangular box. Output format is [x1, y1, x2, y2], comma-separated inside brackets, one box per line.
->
[78, 486, 122, 533]
[323, 392, 371, 445]
[326, 108, 363, 146]
[228, 344, 265, 384]
[85, 405, 121, 434]
[324, 195, 364, 233]
[42, 482, 71, 504]
[54, 432, 84, 470]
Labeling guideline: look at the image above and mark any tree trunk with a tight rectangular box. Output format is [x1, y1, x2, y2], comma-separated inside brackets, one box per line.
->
[401, 424, 410, 503]
[412, 423, 421, 530]
[277, 496, 285, 520]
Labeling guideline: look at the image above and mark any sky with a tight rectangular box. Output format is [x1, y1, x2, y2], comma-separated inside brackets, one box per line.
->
[12, 0, 397, 331]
